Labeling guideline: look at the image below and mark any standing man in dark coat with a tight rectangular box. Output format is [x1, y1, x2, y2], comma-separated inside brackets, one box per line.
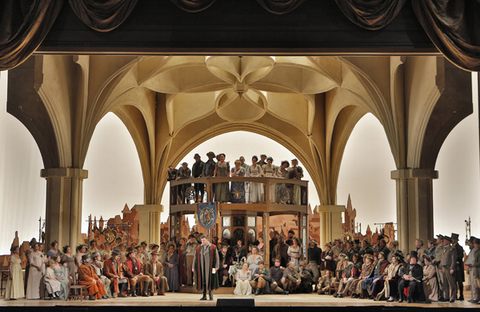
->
[204, 152, 216, 177]
[397, 251, 423, 303]
[451, 233, 465, 300]
[193, 235, 219, 300]
[307, 239, 322, 283]
[192, 153, 205, 203]
[440, 236, 457, 302]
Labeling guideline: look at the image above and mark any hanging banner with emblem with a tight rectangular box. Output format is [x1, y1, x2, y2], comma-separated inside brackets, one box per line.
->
[197, 202, 217, 230]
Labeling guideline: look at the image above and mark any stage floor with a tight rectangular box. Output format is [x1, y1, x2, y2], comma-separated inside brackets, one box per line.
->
[1, 291, 479, 309]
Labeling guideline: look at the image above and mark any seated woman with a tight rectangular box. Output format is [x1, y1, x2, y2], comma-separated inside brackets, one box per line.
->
[422, 255, 438, 303]
[52, 255, 70, 300]
[247, 246, 263, 272]
[234, 262, 252, 295]
[44, 259, 61, 299]
[218, 244, 233, 286]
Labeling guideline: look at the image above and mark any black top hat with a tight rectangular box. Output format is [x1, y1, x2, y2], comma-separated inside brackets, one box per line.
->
[409, 250, 418, 259]
[451, 233, 459, 241]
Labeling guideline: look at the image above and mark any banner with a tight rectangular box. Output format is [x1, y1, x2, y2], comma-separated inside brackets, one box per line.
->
[197, 202, 217, 230]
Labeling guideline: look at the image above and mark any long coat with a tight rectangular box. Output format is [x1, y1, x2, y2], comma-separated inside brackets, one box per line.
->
[193, 243, 220, 291]
[78, 264, 107, 299]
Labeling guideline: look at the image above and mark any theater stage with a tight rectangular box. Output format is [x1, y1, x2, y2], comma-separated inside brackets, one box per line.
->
[1, 292, 477, 311]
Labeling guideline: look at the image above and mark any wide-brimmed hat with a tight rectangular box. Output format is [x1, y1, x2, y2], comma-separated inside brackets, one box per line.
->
[364, 253, 374, 261]
[194, 153, 200, 158]
[443, 236, 452, 242]
[91, 251, 101, 258]
[112, 249, 121, 256]
[474, 238, 480, 245]
[81, 254, 90, 261]
[207, 151, 215, 157]
[436, 234, 444, 239]
[181, 162, 188, 166]
[151, 251, 159, 256]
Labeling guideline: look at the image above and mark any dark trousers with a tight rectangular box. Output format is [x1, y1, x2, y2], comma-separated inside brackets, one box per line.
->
[398, 279, 420, 300]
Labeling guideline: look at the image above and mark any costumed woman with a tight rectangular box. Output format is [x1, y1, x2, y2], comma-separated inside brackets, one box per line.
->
[247, 246, 263, 273]
[246, 156, 264, 203]
[44, 259, 61, 299]
[287, 238, 302, 267]
[5, 246, 24, 300]
[26, 241, 44, 299]
[53, 255, 71, 299]
[213, 153, 230, 202]
[165, 243, 179, 292]
[234, 262, 252, 295]
[231, 159, 246, 203]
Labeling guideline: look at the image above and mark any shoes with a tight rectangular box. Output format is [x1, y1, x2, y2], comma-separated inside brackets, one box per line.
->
[118, 292, 126, 297]
[406, 298, 411, 303]
[457, 296, 464, 301]
[255, 288, 261, 296]
[386, 298, 394, 302]
[368, 295, 374, 299]
[438, 298, 446, 302]
[397, 299, 403, 303]
[142, 292, 149, 297]
[472, 300, 479, 304]
[89, 296, 95, 300]
[283, 291, 289, 295]
[131, 291, 137, 297]
[449, 299, 455, 303]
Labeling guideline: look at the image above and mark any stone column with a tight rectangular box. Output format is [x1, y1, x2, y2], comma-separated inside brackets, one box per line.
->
[41, 168, 88, 249]
[391, 169, 438, 253]
[136, 204, 164, 245]
[316, 205, 344, 248]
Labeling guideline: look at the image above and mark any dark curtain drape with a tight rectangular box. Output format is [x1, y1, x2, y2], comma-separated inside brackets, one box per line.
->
[170, 0, 216, 13]
[69, 0, 138, 32]
[335, 0, 406, 30]
[412, 0, 480, 72]
[256, 0, 306, 15]
[0, 0, 63, 71]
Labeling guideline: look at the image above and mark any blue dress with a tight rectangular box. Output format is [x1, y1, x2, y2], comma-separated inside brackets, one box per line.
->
[165, 252, 179, 291]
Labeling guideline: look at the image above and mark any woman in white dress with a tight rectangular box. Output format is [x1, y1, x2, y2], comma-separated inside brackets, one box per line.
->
[234, 262, 252, 295]
[5, 246, 25, 300]
[287, 238, 302, 267]
[246, 156, 264, 203]
[26, 242, 44, 299]
[44, 259, 61, 298]
[246, 246, 263, 273]
[262, 157, 276, 203]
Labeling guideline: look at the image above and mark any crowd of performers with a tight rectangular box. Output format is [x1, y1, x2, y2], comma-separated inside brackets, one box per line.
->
[168, 152, 304, 204]
[4, 231, 480, 305]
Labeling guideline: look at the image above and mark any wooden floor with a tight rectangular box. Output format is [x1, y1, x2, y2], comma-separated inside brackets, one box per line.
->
[1, 291, 479, 309]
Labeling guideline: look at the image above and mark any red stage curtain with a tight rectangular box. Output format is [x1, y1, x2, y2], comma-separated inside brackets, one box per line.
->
[255, 0, 307, 15]
[0, 0, 63, 71]
[170, 0, 216, 13]
[412, 0, 480, 72]
[69, 0, 138, 32]
[335, 0, 406, 30]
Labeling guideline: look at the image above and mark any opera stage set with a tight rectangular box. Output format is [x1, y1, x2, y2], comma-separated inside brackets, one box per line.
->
[2, 0, 479, 311]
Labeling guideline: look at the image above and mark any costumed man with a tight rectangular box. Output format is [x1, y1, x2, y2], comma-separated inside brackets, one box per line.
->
[298, 261, 314, 293]
[270, 256, 288, 294]
[440, 235, 457, 303]
[257, 154, 267, 166]
[184, 234, 198, 286]
[123, 247, 153, 297]
[77, 254, 108, 300]
[353, 239, 361, 253]
[334, 256, 359, 298]
[144, 251, 169, 295]
[251, 260, 271, 295]
[176, 162, 191, 204]
[466, 236, 478, 303]
[397, 251, 423, 303]
[317, 270, 337, 295]
[307, 239, 322, 283]
[269, 231, 279, 267]
[415, 239, 427, 266]
[104, 248, 129, 297]
[358, 239, 374, 264]
[272, 236, 289, 268]
[285, 230, 295, 246]
[218, 244, 233, 287]
[343, 240, 355, 263]
[168, 165, 178, 204]
[192, 153, 206, 203]
[451, 233, 465, 300]
[281, 261, 301, 293]
[364, 251, 389, 299]
[433, 235, 445, 301]
[331, 239, 342, 264]
[192, 235, 219, 301]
